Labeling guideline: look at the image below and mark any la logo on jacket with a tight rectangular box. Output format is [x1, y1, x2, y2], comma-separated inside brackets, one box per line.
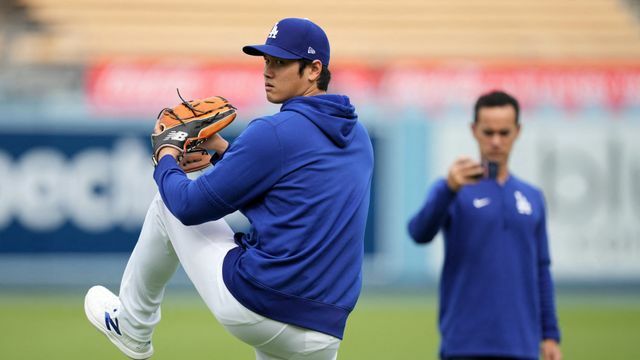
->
[514, 191, 532, 215]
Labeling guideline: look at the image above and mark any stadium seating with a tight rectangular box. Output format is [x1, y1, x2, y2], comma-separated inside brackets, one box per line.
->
[6, 0, 640, 63]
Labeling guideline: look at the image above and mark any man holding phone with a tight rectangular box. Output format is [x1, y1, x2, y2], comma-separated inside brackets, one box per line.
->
[408, 91, 562, 360]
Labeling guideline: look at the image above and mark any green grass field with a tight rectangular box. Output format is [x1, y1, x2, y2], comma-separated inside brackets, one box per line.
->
[1, 290, 638, 359]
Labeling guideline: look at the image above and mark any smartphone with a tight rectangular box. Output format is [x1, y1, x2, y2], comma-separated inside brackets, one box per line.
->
[486, 161, 499, 179]
[471, 161, 499, 180]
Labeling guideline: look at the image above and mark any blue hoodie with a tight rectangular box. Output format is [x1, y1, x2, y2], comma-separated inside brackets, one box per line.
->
[154, 94, 374, 339]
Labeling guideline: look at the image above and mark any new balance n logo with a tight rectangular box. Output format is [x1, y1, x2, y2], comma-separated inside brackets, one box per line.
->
[105, 311, 122, 335]
[163, 131, 188, 142]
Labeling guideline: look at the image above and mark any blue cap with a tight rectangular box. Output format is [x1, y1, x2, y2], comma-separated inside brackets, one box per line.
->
[243, 18, 330, 66]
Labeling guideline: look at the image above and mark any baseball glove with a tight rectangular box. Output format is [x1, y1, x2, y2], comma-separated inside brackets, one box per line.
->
[151, 91, 237, 167]
[179, 149, 213, 173]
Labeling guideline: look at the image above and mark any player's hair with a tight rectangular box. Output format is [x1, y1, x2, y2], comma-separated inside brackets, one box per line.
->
[474, 90, 520, 124]
[298, 59, 331, 91]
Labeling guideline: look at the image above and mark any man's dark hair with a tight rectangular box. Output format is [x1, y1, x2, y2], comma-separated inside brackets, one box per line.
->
[298, 59, 331, 91]
[474, 90, 520, 124]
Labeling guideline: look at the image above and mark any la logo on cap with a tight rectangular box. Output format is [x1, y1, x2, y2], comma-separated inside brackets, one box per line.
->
[268, 23, 279, 39]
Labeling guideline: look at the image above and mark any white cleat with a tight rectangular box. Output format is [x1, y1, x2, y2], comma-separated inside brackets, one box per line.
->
[84, 285, 154, 359]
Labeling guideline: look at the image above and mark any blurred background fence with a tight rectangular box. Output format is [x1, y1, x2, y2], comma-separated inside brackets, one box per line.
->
[1, 1, 640, 358]
[1, 0, 639, 289]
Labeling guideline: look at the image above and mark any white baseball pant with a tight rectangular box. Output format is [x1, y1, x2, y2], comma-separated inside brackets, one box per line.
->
[117, 171, 340, 359]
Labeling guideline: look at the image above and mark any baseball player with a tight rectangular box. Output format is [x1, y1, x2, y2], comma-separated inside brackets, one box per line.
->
[84, 17, 374, 360]
[408, 91, 562, 360]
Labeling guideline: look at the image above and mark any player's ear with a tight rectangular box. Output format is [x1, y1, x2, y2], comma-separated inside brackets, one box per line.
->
[471, 122, 479, 139]
[307, 60, 322, 82]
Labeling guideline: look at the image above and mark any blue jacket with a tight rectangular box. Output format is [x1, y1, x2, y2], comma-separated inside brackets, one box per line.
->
[154, 94, 374, 339]
[408, 176, 560, 359]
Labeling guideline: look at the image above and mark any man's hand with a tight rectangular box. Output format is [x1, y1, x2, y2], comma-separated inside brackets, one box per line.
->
[541, 339, 562, 360]
[446, 156, 483, 192]
[157, 147, 181, 161]
[200, 133, 229, 156]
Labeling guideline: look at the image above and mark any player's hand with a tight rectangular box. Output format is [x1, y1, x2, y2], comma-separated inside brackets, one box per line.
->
[157, 146, 181, 160]
[200, 133, 229, 156]
[446, 156, 483, 192]
[541, 339, 562, 360]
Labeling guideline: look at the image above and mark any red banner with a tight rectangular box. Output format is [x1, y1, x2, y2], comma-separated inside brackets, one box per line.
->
[86, 62, 265, 117]
[86, 61, 640, 117]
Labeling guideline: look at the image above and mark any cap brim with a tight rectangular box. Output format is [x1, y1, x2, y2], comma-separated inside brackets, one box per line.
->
[242, 44, 302, 60]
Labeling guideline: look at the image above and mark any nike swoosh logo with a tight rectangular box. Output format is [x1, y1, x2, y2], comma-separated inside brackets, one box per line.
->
[473, 198, 491, 208]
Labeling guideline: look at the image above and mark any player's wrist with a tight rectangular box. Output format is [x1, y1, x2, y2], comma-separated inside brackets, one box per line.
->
[200, 134, 229, 155]
[158, 147, 181, 160]
[210, 139, 229, 156]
